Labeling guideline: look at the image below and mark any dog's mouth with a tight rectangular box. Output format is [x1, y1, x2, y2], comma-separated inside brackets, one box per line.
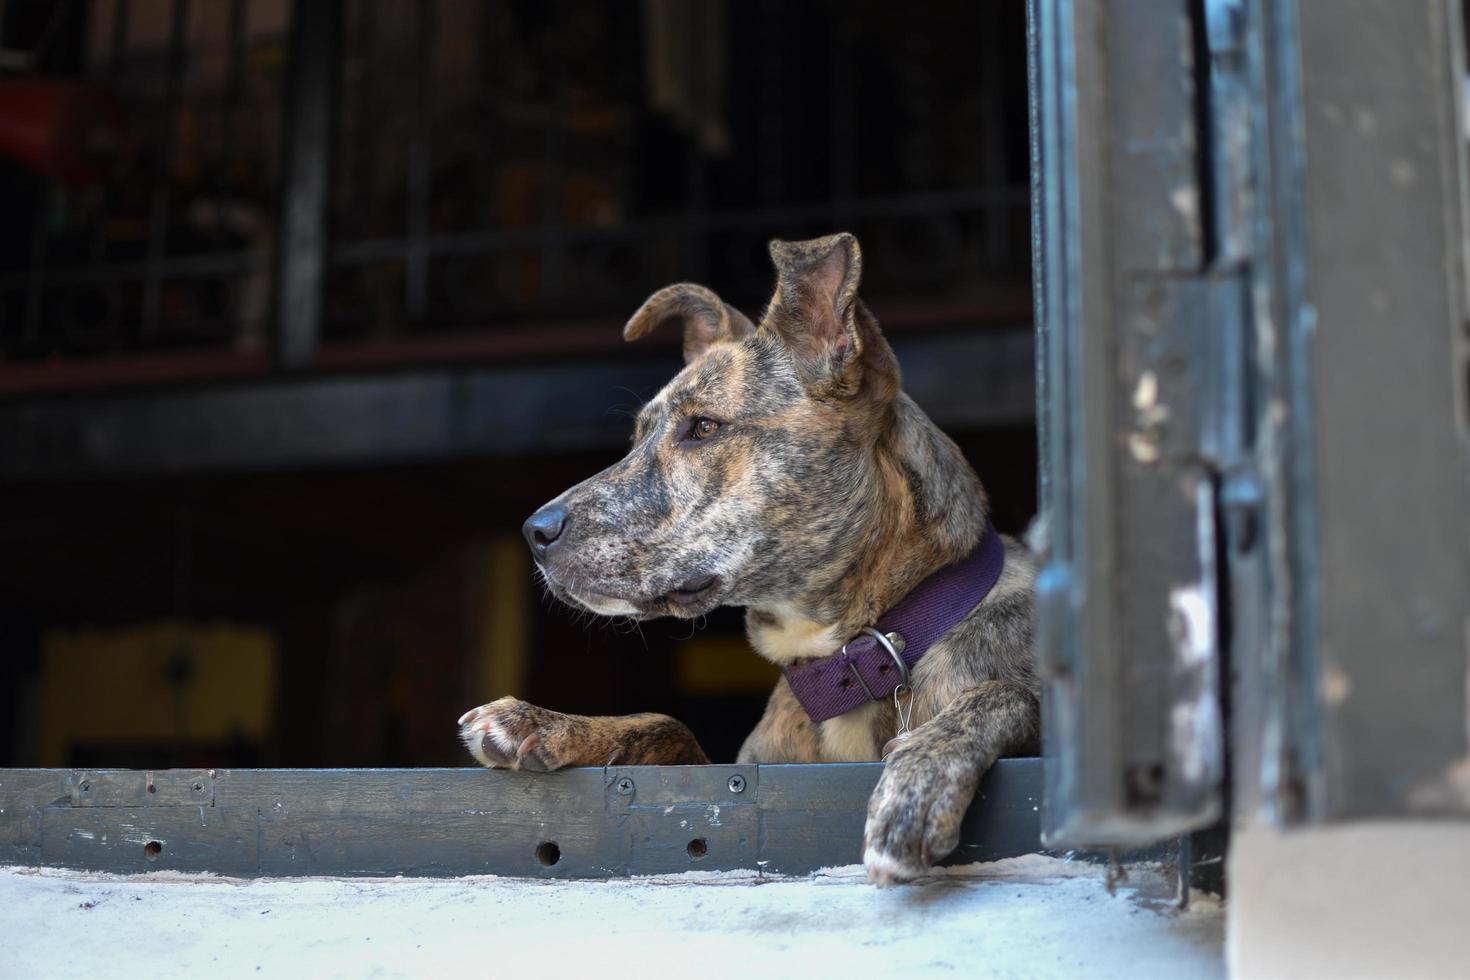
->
[663, 574, 719, 608]
[540, 567, 723, 619]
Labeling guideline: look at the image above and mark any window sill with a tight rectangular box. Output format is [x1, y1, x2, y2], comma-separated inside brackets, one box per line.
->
[0, 758, 1042, 878]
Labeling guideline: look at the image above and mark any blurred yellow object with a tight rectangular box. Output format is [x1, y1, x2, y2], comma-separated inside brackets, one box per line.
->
[37, 622, 276, 766]
[675, 635, 779, 695]
[474, 535, 530, 703]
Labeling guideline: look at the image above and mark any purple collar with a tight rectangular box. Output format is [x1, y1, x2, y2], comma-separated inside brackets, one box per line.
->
[780, 525, 1006, 722]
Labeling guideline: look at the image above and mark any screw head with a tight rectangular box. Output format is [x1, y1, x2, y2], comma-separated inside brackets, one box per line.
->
[79, 781, 90, 793]
[192, 781, 204, 793]
[728, 774, 746, 794]
[615, 776, 634, 796]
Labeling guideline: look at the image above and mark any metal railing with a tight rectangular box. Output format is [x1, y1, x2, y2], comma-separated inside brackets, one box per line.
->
[0, 0, 1030, 377]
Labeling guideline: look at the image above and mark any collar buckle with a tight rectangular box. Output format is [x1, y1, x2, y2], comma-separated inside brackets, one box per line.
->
[840, 627, 909, 701]
[862, 626, 910, 691]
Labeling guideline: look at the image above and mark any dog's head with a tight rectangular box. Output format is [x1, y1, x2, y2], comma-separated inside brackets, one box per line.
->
[524, 232, 902, 619]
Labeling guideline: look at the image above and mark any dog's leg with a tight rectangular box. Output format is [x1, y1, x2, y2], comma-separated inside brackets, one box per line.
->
[735, 679, 821, 763]
[458, 697, 709, 770]
[863, 679, 1039, 884]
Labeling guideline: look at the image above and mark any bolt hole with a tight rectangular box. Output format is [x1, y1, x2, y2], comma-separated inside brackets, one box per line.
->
[1125, 763, 1166, 805]
[535, 841, 561, 867]
[687, 838, 708, 860]
[143, 841, 162, 861]
[147, 783, 156, 794]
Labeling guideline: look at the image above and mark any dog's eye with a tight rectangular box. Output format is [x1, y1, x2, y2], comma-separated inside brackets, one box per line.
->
[687, 417, 721, 441]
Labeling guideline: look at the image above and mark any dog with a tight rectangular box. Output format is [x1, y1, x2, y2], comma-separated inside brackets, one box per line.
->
[458, 233, 1039, 884]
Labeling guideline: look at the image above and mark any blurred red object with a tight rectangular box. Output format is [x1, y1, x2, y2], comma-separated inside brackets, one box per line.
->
[0, 78, 125, 185]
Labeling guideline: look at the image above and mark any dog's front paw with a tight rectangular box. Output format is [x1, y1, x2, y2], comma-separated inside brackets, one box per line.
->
[457, 697, 577, 771]
[862, 742, 977, 886]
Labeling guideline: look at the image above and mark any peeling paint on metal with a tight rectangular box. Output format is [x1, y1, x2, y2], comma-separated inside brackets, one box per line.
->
[1171, 694, 1219, 785]
[1134, 371, 1159, 411]
[1320, 666, 1351, 707]
[1170, 184, 1200, 229]
[1168, 586, 1214, 667]
[1129, 433, 1161, 463]
[1167, 581, 1222, 788]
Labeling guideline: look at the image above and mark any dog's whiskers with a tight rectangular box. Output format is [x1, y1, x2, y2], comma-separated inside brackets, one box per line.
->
[675, 613, 710, 641]
[612, 385, 648, 408]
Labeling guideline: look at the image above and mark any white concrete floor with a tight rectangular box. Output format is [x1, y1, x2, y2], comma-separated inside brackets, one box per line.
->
[0, 856, 1224, 980]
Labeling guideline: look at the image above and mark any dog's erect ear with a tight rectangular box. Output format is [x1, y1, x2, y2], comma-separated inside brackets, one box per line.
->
[624, 283, 756, 364]
[765, 233, 877, 397]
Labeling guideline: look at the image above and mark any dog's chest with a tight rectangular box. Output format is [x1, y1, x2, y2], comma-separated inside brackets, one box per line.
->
[745, 605, 887, 760]
[817, 701, 882, 761]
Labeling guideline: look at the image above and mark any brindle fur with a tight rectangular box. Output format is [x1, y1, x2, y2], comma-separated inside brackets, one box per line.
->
[458, 233, 1038, 884]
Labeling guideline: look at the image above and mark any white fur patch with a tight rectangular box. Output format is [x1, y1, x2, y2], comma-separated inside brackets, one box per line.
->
[746, 603, 844, 665]
[459, 726, 496, 767]
[461, 728, 496, 764]
[863, 845, 919, 886]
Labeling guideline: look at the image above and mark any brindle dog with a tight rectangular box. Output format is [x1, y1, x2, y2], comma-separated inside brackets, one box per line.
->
[457, 233, 1039, 884]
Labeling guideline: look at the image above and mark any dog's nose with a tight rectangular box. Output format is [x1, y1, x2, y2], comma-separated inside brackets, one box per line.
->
[523, 505, 568, 558]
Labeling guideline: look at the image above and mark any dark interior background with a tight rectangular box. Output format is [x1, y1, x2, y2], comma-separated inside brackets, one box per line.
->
[0, 0, 1034, 768]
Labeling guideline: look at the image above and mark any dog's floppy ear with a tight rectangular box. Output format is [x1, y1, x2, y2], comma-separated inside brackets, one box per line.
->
[765, 232, 890, 399]
[624, 283, 756, 364]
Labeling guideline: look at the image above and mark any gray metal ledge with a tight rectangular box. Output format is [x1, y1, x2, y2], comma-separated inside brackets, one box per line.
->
[0, 759, 1042, 879]
[0, 330, 1033, 482]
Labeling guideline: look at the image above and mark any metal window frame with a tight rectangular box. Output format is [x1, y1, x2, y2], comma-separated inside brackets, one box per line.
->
[1031, 0, 1470, 849]
[1029, 0, 1231, 849]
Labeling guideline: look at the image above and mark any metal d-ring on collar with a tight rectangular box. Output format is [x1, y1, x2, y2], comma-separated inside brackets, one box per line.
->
[842, 625, 910, 701]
